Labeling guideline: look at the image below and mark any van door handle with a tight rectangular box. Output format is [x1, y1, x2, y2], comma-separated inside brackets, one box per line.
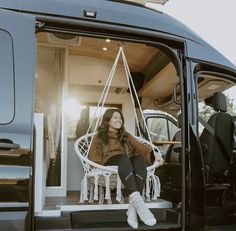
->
[0, 142, 20, 150]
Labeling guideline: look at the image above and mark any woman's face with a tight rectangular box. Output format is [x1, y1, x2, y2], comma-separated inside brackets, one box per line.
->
[109, 111, 123, 130]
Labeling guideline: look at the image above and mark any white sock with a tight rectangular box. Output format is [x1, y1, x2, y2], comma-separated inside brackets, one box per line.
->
[127, 203, 138, 229]
[129, 191, 156, 226]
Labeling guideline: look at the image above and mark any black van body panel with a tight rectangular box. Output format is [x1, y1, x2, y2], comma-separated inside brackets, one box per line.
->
[0, 0, 235, 72]
[0, 9, 35, 148]
[0, 1, 235, 230]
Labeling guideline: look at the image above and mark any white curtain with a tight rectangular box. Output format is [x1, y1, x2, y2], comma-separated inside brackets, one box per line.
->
[54, 48, 65, 155]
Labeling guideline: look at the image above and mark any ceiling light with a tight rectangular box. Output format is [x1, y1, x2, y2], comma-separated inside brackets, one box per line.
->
[106, 39, 111, 43]
[102, 47, 108, 51]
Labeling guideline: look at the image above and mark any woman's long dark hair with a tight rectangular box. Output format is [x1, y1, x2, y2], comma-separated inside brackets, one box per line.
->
[97, 108, 127, 144]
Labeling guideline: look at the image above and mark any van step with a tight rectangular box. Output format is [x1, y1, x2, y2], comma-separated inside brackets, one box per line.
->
[35, 213, 71, 230]
[70, 209, 177, 229]
[70, 224, 181, 231]
[35, 209, 180, 230]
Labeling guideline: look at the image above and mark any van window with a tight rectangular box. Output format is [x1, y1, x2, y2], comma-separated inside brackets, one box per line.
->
[147, 117, 168, 141]
[0, 29, 14, 124]
[168, 119, 179, 139]
[145, 114, 179, 154]
[198, 85, 236, 135]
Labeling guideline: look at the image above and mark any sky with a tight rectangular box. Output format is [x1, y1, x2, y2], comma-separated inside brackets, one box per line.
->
[148, 0, 236, 66]
[147, 0, 236, 100]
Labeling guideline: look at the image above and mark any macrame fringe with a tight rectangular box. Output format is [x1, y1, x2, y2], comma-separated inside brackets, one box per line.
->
[79, 174, 88, 203]
[80, 172, 160, 204]
[88, 183, 94, 203]
[98, 186, 104, 204]
[94, 174, 99, 200]
[116, 175, 122, 202]
[151, 175, 160, 200]
[145, 174, 161, 202]
[105, 174, 111, 200]
[145, 175, 151, 202]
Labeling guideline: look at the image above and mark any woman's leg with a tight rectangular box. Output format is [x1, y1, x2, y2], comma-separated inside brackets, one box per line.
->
[104, 154, 138, 194]
[105, 154, 138, 228]
[130, 155, 147, 194]
[105, 154, 156, 227]
[129, 155, 156, 226]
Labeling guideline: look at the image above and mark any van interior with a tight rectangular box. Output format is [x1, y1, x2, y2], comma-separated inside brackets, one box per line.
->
[31, 31, 236, 228]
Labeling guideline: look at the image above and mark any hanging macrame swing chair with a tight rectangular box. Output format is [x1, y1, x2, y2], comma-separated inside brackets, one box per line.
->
[74, 45, 163, 205]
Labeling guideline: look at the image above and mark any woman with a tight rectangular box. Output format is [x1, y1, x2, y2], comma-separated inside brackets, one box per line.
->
[88, 108, 163, 229]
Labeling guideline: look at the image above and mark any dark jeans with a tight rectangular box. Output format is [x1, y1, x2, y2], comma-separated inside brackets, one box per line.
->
[104, 154, 147, 195]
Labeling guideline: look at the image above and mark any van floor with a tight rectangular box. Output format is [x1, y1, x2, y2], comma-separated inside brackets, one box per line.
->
[44, 191, 80, 210]
[43, 190, 172, 210]
[44, 190, 131, 209]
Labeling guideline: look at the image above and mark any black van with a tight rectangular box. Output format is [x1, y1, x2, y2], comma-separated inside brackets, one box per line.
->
[0, 1, 236, 230]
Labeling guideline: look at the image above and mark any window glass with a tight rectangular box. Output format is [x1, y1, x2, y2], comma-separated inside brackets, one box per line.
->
[146, 117, 169, 154]
[168, 120, 179, 140]
[147, 117, 168, 141]
[198, 85, 236, 135]
[146, 115, 179, 154]
[0, 30, 14, 124]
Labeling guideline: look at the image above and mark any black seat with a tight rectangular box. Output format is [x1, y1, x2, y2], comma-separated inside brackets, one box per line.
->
[200, 92, 234, 182]
[200, 92, 234, 206]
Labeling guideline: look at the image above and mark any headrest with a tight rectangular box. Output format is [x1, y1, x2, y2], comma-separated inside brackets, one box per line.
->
[212, 92, 227, 112]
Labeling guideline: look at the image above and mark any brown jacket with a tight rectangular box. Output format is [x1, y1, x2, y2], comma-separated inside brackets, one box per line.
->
[88, 130, 152, 165]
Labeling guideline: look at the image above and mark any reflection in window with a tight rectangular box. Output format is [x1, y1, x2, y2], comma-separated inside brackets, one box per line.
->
[168, 120, 179, 140]
[147, 117, 169, 154]
[147, 117, 168, 141]
[0, 30, 14, 124]
[146, 116, 179, 154]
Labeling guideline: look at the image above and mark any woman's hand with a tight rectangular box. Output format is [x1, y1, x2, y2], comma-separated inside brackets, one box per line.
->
[154, 151, 164, 166]
[159, 156, 164, 166]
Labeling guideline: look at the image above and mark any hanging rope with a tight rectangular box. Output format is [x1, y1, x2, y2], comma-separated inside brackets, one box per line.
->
[85, 47, 123, 136]
[120, 47, 155, 153]
[85, 47, 123, 156]
[85, 45, 155, 157]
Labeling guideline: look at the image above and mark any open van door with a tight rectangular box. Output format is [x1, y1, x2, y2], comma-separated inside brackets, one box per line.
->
[0, 9, 35, 230]
[193, 63, 236, 227]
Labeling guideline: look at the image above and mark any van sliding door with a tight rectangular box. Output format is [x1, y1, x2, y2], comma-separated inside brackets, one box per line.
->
[0, 8, 35, 229]
[0, 9, 35, 149]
